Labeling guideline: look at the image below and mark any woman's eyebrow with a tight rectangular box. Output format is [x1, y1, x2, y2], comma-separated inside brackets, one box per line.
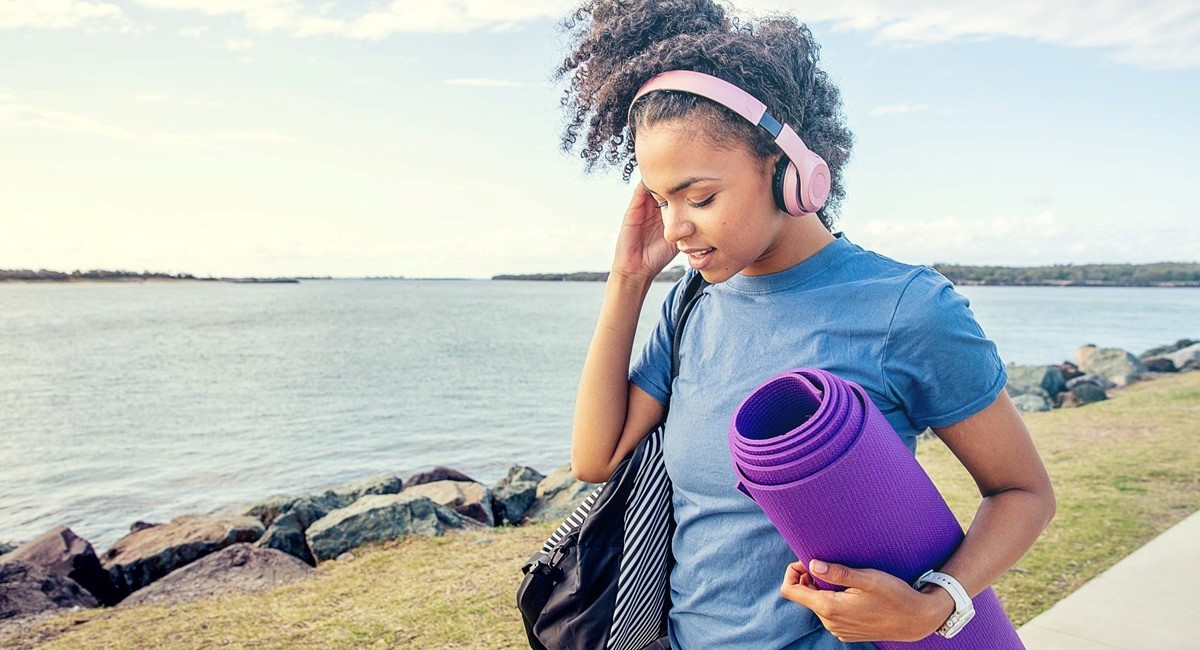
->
[642, 176, 720, 196]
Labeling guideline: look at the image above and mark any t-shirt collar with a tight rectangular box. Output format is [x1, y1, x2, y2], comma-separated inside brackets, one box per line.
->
[722, 231, 853, 294]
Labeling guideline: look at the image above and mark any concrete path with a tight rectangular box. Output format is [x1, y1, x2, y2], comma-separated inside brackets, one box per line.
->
[1017, 508, 1200, 649]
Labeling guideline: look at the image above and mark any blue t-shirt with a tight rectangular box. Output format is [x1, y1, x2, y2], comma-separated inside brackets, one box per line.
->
[629, 233, 1007, 650]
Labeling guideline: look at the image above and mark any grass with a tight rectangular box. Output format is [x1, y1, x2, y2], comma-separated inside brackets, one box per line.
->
[6, 372, 1198, 649]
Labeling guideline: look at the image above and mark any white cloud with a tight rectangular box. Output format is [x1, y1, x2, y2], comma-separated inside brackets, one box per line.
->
[869, 102, 929, 116]
[444, 78, 525, 88]
[0, 0, 128, 31]
[224, 37, 254, 51]
[0, 101, 292, 147]
[178, 24, 207, 40]
[742, 0, 1200, 70]
[852, 211, 1068, 265]
[137, 94, 171, 102]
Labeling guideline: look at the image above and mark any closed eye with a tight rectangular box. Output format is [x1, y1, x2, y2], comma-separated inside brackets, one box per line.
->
[656, 194, 717, 209]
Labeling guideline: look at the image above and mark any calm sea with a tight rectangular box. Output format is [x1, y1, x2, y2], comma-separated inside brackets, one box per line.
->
[1, 280, 1196, 549]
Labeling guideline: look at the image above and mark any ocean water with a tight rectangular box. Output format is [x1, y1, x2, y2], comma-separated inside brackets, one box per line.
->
[1, 279, 1196, 549]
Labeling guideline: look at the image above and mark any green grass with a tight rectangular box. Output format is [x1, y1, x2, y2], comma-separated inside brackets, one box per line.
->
[6, 372, 1198, 649]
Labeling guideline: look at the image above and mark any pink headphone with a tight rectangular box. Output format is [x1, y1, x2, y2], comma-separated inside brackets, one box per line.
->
[629, 70, 830, 216]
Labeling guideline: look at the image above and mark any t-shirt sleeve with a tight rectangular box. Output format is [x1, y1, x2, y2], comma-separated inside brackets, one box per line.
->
[628, 273, 690, 405]
[882, 268, 1008, 430]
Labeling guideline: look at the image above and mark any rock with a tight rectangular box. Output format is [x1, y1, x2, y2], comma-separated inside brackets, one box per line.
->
[0, 561, 97, 619]
[1067, 374, 1116, 391]
[0, 541, 15, 556]
[404, 466, 477, 488]
[255, 509, 317, 567]
[1076, 344, 1098, 367]
[0, 525, 121, 606]
[1166, 343, 1200, 372]
[119, 544, 311, 609]
[492, 465, 545, 526]
[1012, 393, 1053, 413]
[244, 474, 404, 529]
[129, 521, 159, 534]
[1070, 381, 1108, 406]
[522, 464, 602, 524]
[1139, 339, 1195, 359]
[403, 480, 496, 526]
[305, 494, 484, 562]
[1081, 348, 1147, 387]
[1004, 382, 1051, 401]
[1006, 364, 1066, 397]
[330, 474, 405, 504]
[101, 514, 265, 599]
[243, 494, 297, 529]
[1141, 357, 1177, 373]
[1057, 361, 1084, 381]
[336, 552, 354, 562]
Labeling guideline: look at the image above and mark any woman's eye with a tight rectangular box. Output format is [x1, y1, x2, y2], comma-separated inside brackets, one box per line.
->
[688, 195, 716, 208]
[656, 200, 668, 209]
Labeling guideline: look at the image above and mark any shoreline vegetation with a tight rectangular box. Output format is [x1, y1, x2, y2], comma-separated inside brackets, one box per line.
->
[0, 269, 314, 284]
[493, 261, 1200, 287]
[0, 339, 1196, 648]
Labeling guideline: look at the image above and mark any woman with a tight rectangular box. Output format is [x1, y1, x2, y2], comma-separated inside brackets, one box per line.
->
[562, 1, 1056, 647]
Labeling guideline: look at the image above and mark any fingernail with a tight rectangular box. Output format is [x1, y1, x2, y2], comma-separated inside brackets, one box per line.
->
[810, 560, 828, 574]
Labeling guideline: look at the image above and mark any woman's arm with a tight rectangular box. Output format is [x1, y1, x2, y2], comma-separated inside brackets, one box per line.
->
[571, 183, 678, 484]
[779, 389, 1056, 642]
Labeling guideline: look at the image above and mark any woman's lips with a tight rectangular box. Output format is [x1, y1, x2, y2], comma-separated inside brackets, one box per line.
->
[682, 247, 715, 270]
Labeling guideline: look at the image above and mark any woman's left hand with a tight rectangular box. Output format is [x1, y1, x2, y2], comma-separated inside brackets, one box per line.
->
[779, 559, 955, 643]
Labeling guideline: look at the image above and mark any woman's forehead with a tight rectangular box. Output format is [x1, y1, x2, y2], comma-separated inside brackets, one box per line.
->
[635, 122, 754, 193]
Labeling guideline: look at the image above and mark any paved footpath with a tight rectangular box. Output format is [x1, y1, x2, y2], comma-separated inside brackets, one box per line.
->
[1017, 507, 1200, 649]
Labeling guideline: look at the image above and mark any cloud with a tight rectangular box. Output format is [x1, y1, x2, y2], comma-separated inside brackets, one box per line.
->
[444, 78, 525, 88]
[178, 24, 207, 40]
[0, 101, 292, 146]
[137, 94, 171, 102]
[224, 37, 254, 51]
[0, 0, 129, 31]
[869, 102, 929, 116]
[740, 0, 1200, 70]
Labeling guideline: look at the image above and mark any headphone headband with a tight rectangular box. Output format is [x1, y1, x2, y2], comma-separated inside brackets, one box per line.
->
[629, 70, 830, 215]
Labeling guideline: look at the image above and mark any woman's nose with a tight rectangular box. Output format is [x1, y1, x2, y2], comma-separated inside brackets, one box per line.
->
[661, 207, 694, 244]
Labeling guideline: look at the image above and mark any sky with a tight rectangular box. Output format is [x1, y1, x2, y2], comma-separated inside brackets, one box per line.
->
[1, 0, 1198, 279]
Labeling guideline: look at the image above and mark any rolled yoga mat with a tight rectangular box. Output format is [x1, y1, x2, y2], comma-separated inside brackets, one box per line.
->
[727, 368, 1023, 649]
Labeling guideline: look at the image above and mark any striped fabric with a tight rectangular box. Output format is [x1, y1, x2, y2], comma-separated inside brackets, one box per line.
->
[607, 425, 671, 650]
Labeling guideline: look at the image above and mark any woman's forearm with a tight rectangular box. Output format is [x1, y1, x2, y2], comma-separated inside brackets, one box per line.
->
[570, 272, 655, 483]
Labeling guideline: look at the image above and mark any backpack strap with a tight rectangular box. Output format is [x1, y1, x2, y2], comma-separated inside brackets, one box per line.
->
[667, 271, 711, 400]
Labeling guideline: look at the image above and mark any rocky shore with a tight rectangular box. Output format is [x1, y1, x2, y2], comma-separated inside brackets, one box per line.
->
[2, 337, 1196, 628]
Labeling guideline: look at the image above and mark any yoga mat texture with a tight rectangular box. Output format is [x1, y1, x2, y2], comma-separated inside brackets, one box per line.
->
[728, 368, 1023, 649]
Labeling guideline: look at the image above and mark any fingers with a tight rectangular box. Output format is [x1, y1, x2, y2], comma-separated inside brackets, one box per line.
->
[809, 559, 879, 592]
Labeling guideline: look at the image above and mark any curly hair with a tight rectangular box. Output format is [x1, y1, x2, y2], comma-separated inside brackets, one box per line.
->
[553, 0, 854, 229]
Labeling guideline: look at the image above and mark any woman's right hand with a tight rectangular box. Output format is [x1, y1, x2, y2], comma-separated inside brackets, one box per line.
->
[610, 182, 679, 284]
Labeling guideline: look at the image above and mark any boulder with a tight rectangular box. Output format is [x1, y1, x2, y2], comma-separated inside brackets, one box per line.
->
[1081, 348, 1147, 387]
[404, 466, 476, 488]
[1004, 382, 1051, 401]
[403, 480, 495, 526]
[0, 541, 15, 556]
[0, 525, 120, 606]
[1012, 393, 1053, 413]
[0, 561, 97, 619]
[1057, 361, 1084, 381]
[1005, 364, 1066, 397]
[492, 465, 545, 526]
[305, 494, 484, 562]
[1166, 343, 1200, 372]
[252, 494, 344, 566]
[1070, 381, 1108, 406]
[1141, 357, 1177, 373]
[1067, 374, 1116, 391]
[1076, 344, 1098, 367]
[243, 474, 404, 529]
[120, 544, 312, 608]
[522, 464, 602, 524]
[1139, 339, 1195, 359]
[101, 514, 264, 599]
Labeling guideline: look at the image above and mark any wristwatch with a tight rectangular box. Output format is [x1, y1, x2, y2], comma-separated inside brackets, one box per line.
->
[913, 569, 975, 638]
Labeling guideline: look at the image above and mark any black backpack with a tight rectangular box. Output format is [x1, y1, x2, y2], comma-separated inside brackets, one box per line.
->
[516, 272, 709, 650]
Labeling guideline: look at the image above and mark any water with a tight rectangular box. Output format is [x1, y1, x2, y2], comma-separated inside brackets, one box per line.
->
[1, 280, 1196, 549]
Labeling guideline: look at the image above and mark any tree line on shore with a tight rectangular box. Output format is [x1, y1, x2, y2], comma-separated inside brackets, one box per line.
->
[0, 269, 205, 282]
[493, 262, 1200, 286]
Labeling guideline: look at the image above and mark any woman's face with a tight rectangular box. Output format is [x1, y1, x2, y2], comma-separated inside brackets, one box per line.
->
[634, 118, 811, 283]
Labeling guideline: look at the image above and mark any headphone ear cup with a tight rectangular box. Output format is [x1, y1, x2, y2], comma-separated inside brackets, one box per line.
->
[772, 156, 794, 215]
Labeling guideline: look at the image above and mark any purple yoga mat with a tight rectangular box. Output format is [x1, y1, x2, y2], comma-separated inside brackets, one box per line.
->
[728, 368, 1023, 649]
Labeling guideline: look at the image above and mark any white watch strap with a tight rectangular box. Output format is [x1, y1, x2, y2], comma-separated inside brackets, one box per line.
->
[914, 570, 973, 635]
